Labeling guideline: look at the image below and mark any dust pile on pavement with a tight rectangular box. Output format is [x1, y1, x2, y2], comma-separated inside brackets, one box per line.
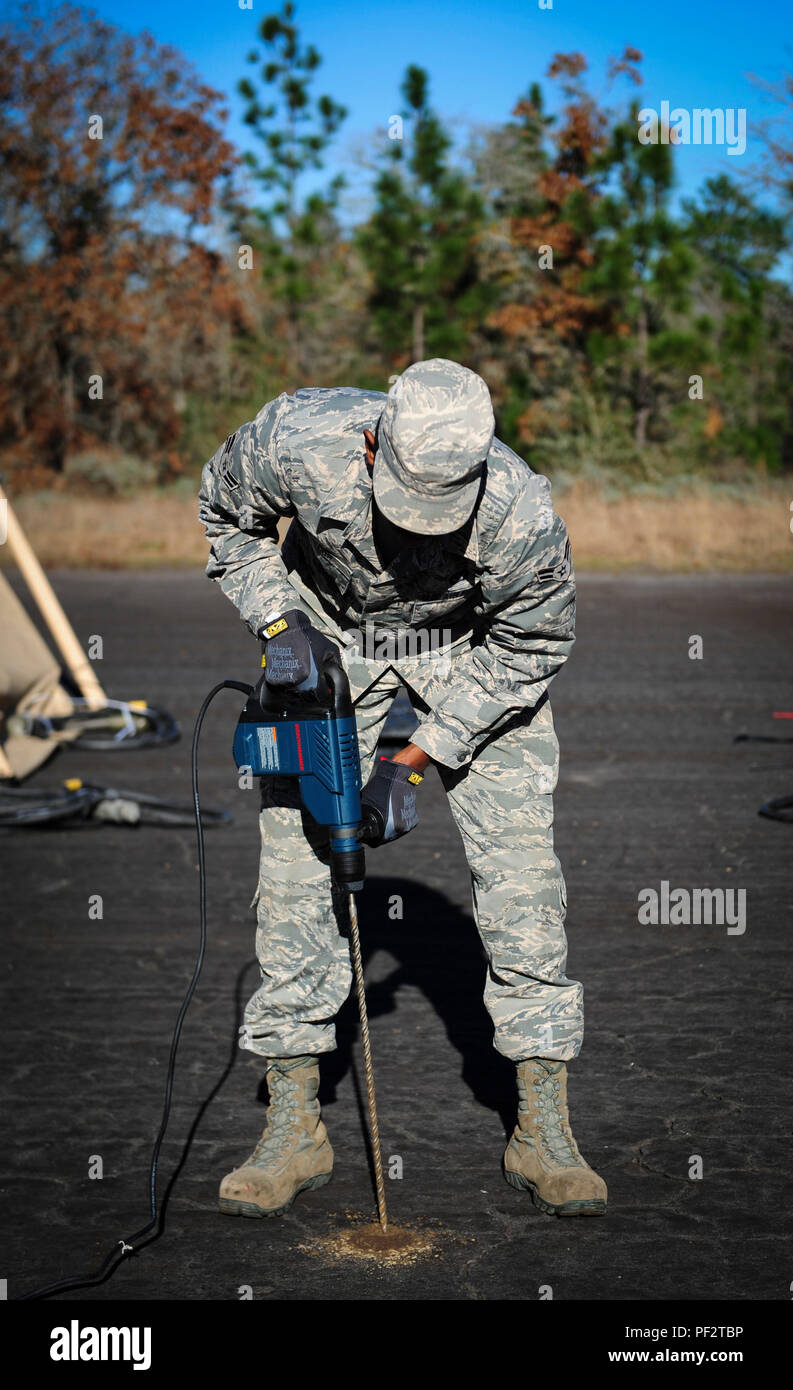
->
[298, 1218, 442, 1268]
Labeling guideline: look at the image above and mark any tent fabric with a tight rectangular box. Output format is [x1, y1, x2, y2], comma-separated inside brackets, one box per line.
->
[0, 571, 77, 779]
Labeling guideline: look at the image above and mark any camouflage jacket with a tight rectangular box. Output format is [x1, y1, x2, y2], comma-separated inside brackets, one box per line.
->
[198, 386, 575, 769]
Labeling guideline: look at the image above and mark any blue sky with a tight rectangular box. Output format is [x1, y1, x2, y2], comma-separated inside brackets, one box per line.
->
[20, 0, 792, 215]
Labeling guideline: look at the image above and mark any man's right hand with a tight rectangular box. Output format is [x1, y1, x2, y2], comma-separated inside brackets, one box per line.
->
[258, 609, 342, 694]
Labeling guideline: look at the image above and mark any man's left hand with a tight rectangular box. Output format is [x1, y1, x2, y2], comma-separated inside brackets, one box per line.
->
[390, 743, 431, 773]
[360, 755, 425, 846]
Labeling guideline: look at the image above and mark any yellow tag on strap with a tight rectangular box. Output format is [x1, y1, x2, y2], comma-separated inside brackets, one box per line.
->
[407, 771, 423, 785]
[263, 617, 288, 639]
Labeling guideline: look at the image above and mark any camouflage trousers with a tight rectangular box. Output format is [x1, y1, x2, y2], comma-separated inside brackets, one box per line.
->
[240, 586, 584, 1064]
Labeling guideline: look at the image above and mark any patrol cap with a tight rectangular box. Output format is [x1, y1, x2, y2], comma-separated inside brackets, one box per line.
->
[373, 358, 495, 534]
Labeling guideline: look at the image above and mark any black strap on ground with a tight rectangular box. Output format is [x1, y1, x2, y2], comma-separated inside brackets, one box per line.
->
[758, 795, 793, 824]
[734, 734, 793, 744]
[733, 733, 792, 824]
[67, 701, 180, 751]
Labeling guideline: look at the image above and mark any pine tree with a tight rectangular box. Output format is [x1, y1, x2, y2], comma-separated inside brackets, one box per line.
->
[584, 107, 702, 450]
[357, 66, 490, 366]
[681, 175, 788, 468]
[237, 2, 347, 376]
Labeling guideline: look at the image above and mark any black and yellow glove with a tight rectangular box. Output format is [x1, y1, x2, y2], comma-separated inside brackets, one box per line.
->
[360, 757, 423, 846]
[258, 610, 342, 695]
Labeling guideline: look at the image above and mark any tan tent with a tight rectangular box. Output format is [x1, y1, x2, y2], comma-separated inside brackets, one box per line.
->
[0, 570, 82, 779]
[0, 485, 173, 781]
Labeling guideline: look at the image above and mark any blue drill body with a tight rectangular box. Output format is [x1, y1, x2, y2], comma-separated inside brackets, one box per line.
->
[233, 663, 368, 890]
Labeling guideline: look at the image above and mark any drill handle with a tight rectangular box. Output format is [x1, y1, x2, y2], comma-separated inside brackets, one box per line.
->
[322, 657, 353, 718]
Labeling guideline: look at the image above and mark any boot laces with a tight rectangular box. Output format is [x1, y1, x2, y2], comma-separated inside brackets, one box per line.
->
[532, 1072, 583, 1168]
[249, 1069, 303, 1165]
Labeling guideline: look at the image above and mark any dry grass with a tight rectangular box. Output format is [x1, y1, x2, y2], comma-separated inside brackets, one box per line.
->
[2, 481, 791, 572]
[556, 480, 793, 572]
[2, 492, 211, 570]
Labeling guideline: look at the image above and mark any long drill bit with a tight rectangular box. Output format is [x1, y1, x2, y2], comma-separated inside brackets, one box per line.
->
[347, 890, 388, 1232]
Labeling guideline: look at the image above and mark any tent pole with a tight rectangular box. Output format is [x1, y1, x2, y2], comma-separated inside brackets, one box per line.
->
[0, 485, 107, 711]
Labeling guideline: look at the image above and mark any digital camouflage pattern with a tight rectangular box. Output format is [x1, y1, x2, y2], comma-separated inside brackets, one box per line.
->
[373, 358, 494, 533]
[198, 371, 583, 1062]
[197, 376, 575, 770]
[240, 661, 582, 1063]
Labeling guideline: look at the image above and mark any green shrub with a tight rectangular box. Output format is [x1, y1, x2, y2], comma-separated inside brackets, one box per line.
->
[63, 449, 157, 496]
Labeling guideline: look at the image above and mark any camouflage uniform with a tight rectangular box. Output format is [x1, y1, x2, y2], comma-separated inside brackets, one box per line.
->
[198, 363, 582, 1064]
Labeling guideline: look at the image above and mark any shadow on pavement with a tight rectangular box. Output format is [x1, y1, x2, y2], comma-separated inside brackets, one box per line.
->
[318, 877, 515, 1134]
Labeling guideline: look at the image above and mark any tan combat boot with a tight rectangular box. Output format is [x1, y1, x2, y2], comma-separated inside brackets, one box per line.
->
[219, 1055, 333, 1218]
[503, 1058, 607, 1217]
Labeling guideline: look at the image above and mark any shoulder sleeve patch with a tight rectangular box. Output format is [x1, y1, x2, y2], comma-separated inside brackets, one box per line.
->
[537, 537, 572, 587]
[216, 432, 240, 489]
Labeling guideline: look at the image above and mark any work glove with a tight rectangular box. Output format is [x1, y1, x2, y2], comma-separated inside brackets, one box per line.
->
[258, 609, 342, 695]
[360, 757, 423, 847]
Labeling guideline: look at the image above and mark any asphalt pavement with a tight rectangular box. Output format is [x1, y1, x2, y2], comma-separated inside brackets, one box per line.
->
[2, 571, 791, 1301]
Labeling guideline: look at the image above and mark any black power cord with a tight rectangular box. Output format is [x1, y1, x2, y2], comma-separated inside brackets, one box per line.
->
[16, 679, 252, 1300]
[0, 782, 231, 829]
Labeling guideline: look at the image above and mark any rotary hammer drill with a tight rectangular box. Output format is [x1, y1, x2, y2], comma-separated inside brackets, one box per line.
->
[232, 610, 423, 890]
